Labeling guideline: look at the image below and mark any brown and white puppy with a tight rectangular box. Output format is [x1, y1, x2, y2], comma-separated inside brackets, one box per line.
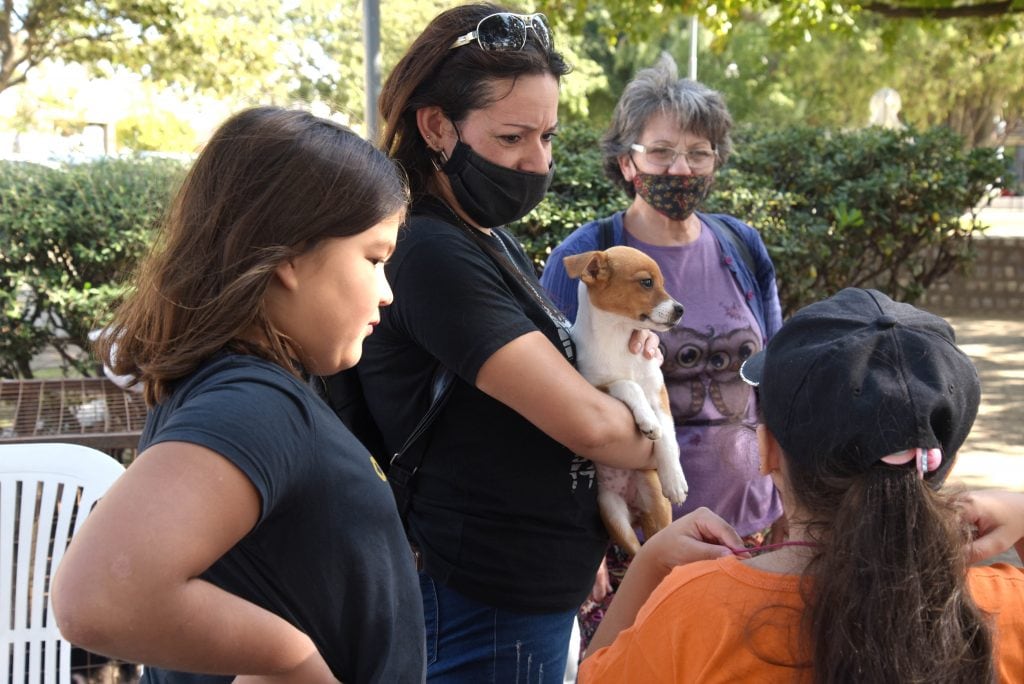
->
[564, 246, 688, 556]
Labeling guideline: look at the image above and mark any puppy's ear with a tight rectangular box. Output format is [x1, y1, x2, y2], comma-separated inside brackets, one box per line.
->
[563, 251, 609, 283]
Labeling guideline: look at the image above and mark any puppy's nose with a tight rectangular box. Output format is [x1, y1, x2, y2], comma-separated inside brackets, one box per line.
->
[672, 302, 685, 319]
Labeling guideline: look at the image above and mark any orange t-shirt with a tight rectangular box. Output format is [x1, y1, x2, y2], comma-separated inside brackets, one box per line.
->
[579, 556, 1024, 683]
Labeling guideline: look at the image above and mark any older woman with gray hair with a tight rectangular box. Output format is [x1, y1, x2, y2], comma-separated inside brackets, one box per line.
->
[541, 52, 784, 654]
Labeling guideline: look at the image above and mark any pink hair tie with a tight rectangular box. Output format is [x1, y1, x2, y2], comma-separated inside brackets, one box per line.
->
[879, 447, 942, 478]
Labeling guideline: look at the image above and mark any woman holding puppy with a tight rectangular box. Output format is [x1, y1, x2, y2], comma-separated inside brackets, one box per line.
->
[52, 107, 423, 682]
[580, 288, 1024, 682]
[352, 3, 709, 680]
[540, 53, 784, 650]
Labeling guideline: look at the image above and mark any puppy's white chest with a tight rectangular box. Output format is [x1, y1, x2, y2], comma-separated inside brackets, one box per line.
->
[576, 343, 657, 389]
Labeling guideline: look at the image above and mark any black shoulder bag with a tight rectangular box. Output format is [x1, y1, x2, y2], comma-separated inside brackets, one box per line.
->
[318, 364, 454, 524]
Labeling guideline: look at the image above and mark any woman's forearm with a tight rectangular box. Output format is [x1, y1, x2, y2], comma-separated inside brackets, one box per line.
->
[584, 551, 666, 655]
[476, 331, 657, 469]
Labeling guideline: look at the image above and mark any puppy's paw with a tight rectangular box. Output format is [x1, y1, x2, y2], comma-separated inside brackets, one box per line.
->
[639, 420, 661, 440]
[659, 466, 688, 504]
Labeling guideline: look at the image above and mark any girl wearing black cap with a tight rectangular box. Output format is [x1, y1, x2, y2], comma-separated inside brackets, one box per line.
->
[579, 288, 1024, 683]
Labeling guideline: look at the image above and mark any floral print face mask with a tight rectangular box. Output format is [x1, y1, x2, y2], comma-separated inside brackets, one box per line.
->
[632, 173, 713, 221]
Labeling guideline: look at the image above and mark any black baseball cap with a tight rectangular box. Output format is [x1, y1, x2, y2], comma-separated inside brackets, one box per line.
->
[739, 288, 980, 485]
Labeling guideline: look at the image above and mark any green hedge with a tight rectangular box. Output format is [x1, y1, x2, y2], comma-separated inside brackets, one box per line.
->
[0, 158, 185, 378]
[0, 124, 1005, 378]
[510, 122, 1005, 317]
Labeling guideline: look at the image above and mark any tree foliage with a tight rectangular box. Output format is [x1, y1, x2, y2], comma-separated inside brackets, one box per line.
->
[117, 110, 197, 152]
[0, 158, 183, 378]
[0, 1, 177, 94]
[693, 12, 1024, 147]
[7, 2, 1021, 151]
[540, 0, 1024, 41]
[543, 1, 1024, 148]
[0, 1, 608, 138]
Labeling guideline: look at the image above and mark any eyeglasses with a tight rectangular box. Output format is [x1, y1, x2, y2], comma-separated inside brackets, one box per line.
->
[630, 143, 717, 172]
[450, 12, 552, 52]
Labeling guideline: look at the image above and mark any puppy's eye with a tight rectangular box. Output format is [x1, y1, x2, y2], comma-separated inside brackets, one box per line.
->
[639, 278, 653, 289]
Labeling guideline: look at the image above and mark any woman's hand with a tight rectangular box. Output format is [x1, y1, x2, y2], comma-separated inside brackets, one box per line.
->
[589, 557, 613, 604]
[628, 329, 663, 364]
[956, 490, 1024, 565]
[585, 508, 743, 656]
[637, 507, 745, 575]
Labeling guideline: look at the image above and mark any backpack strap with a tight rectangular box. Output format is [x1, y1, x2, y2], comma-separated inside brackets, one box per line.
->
[597, 215, 616, 250]
[387, 364, 455, 522]
[599, 212, 755, 275]
[698, 212, 756, 275]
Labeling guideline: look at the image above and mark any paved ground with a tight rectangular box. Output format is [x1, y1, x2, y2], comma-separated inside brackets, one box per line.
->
[945, 316, 1024, 493]
[935, 202, 1024, 566]
[947, 202, 1024, 499]
[938, 315, 1024, 567]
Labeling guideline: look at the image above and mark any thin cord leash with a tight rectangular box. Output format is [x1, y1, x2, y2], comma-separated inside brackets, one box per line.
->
[727, 540, 821, 556]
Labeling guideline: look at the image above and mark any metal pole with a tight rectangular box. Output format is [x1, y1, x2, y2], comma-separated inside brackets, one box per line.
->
[363, 0, 381, 142]
[689, 15, 698, 80]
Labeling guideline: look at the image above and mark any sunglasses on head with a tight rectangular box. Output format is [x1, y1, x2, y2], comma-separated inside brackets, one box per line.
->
[450, 12, 552, 52]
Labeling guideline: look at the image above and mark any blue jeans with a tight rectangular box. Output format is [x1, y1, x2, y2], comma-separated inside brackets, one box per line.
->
[420, 572, 577, 683]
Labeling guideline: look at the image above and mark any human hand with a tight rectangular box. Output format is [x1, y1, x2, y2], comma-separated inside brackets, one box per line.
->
[582, 508, 745, 656]
[232, 651, 339, 683]
[628, 329, 663, 364]
[956, 490, 1024, 565]
[589, 557, 613, 603]
[638, 507, 746, 575]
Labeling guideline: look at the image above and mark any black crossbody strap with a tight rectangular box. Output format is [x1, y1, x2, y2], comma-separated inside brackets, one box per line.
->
[393, 366, 454, 460]
[387, 365, 455, 520]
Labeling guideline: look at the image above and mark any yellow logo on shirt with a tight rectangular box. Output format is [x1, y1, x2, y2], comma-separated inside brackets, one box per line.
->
[370, 455, 387, 482]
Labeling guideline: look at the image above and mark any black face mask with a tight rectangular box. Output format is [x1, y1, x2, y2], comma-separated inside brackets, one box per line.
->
[442, 140, 554, 228]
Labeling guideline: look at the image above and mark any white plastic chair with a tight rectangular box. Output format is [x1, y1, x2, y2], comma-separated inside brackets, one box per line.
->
[0, 443, 125, 683]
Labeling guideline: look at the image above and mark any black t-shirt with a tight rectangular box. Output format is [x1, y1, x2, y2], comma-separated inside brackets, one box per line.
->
[358, 199, 607, 613]
[137, 354, 425, 684]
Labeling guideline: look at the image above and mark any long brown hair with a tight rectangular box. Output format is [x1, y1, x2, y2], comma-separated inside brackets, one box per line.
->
[97, 106, 408, 405]
[378, 2, 570, 198]
[790, 458, 994, 683]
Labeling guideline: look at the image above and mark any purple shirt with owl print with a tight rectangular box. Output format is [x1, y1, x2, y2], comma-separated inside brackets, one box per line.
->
[624, 224, 782, 536]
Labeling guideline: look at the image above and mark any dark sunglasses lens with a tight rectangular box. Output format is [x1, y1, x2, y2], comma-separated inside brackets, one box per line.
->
[480, 14, 527, 50]
[530, 15, 551, 49]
